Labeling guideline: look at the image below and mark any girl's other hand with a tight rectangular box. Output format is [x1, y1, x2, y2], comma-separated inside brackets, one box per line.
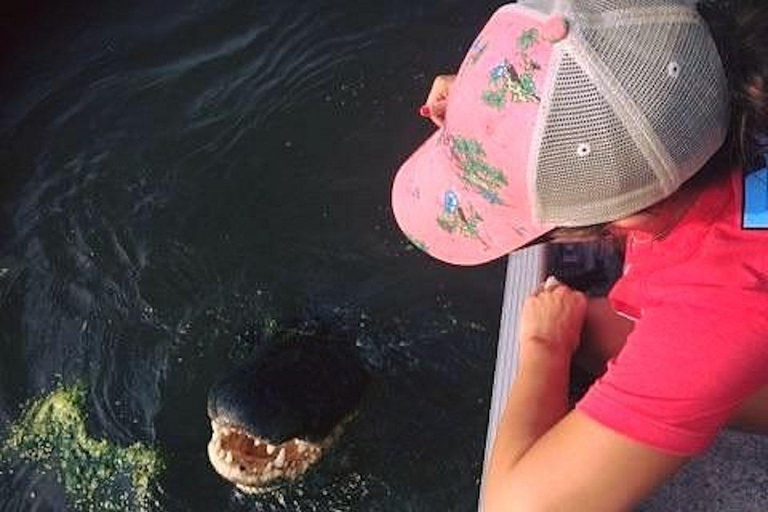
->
[420, 74, 456, 128]
[519, 277, 588, 356]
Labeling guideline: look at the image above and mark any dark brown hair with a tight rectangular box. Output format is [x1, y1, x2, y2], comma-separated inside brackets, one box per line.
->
[698, 0, 768, 170]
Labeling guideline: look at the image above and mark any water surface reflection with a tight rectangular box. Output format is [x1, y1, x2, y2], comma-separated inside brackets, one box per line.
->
[0, 1, 507, 510]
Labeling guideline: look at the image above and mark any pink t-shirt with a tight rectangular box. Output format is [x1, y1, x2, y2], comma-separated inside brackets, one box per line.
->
[577, 168, 768, 455]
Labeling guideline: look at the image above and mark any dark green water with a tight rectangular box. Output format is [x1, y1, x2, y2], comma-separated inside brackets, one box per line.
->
[0, 1, 509, 510]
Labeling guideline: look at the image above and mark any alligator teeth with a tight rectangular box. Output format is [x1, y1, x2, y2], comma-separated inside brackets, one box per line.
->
[253, 438, 261, 447]
[266, 444, 276, 455]
[274, 448, 286, 468]
[261, 465, 280, 481]
[236, 483, 259, 494]
[225, 451, 234, 463]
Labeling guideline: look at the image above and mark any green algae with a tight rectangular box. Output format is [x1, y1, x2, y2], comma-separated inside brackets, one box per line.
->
[1, 385, 163, 512]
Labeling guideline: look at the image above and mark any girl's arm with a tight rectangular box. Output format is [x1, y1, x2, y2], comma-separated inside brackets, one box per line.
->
[482, 286, 687, 512]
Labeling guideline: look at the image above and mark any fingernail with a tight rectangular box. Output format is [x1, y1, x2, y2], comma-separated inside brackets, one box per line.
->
[419, 105, 431, 117]
[543, 275, 561, 290]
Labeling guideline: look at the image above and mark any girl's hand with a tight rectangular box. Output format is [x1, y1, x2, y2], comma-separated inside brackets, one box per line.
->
[420, 74, 456, 127]
[519, 277, 588, 356]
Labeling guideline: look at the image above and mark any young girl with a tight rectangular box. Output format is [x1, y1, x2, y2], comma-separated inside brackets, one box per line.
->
[391, 1, 768, 511]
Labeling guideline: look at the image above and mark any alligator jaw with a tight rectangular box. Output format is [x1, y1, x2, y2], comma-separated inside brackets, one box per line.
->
[207, 418, 329, 492]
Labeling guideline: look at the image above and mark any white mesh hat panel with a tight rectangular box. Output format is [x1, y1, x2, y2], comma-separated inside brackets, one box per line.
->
[563, 0, 697, 13]
[535, 52, 664, 225]
[576, 9, 729, 182]
[519, 0, 697, 13]
[518, 0, 558, 15]
[531, 0, 729, 225]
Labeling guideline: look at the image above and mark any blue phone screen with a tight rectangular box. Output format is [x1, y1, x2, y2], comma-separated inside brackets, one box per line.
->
[743, 165, 768, 229]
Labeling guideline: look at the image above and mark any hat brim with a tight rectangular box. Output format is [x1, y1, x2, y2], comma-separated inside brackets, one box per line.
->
[392, 130, 551, 266]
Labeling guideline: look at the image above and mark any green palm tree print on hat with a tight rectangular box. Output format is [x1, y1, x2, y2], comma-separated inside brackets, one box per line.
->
[449, 136, 507, 204]
[437, 190, 483, 239]
[482, 28, 541, 109]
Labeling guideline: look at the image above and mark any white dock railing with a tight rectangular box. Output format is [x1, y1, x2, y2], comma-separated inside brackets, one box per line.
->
[478, 246, 545, 512]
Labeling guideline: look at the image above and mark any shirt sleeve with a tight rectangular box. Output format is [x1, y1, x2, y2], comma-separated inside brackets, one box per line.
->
[577, 298, 768, 455]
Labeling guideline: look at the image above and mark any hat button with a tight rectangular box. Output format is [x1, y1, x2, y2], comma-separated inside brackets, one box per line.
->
[542, 15, 569, 43]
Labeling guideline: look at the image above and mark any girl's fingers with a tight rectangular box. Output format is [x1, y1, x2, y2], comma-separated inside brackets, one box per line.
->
[428, 100, 447, 127]
[419, 100, 448, 127]
[542, 275, 561, 292]
[533, 275, 563, 295]
[426, 75, 454, 104]
[421, 74, 456, 128]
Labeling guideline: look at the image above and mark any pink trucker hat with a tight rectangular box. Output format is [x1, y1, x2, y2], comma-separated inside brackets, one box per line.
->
[391, 0, 729, 266]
